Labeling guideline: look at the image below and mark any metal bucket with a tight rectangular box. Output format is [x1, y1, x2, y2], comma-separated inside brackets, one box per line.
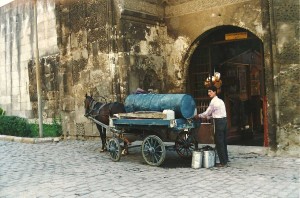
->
[203, 150, 215, 168]
[191, 151, 203, 169]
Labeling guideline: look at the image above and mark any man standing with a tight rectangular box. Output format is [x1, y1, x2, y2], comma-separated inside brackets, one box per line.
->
[194, 86, 228, 167]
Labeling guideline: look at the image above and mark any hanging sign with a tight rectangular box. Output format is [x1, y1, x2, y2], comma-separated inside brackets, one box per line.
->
[225, 32, 248, 40]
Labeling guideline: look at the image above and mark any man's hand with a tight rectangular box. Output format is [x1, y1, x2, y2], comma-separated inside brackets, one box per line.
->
[194, 115, 200, 120]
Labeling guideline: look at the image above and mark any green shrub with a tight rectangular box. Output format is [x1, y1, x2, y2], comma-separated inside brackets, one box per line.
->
[0, 115, 62, 138]
[0, 116, 31, 137]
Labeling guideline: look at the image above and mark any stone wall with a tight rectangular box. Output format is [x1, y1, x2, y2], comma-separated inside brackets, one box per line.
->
[27, 55, 60, 119]
[0, 0, 59, 119]
[55, 0, 115, 137]
[119, 0, 194, 94]
[271, 0, 299, 155]
[55, 0, 186, 137]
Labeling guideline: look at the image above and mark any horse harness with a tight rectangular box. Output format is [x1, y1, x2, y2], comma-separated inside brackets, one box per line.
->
[87, 99, 116, 118]
[87, 100, 105, 117]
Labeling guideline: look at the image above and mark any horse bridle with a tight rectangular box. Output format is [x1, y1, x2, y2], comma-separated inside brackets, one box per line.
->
[85, 97, 94, 116]
[85, 97, 106, 117]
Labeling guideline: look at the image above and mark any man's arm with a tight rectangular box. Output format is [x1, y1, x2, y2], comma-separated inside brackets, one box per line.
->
[198, 105, 213, 118]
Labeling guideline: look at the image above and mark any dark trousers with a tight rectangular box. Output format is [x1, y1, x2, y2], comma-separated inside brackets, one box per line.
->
[214, 118, 228, 165]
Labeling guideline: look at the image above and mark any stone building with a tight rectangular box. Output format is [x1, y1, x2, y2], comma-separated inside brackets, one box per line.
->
[0, 0, 299, 156]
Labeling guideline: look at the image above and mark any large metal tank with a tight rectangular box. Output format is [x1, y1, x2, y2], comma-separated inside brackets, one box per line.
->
[124, 94, 196, 119]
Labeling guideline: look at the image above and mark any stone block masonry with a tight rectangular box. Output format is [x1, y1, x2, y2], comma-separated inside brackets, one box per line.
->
[0, 0, 59, 118]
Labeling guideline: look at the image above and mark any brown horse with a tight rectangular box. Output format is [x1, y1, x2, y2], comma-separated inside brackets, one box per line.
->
[84, 94, 126, 151]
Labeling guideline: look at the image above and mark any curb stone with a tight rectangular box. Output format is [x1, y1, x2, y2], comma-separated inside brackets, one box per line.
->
[0, 135, 60, 144]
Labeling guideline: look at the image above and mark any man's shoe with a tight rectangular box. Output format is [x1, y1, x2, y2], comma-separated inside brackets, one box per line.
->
[215, 163, 226, 167]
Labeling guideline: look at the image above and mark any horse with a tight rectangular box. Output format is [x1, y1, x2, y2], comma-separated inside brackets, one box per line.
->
[84, 94, 126, 152]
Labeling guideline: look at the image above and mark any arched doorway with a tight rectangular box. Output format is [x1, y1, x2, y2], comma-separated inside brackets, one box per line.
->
[187, 25, 267, 146]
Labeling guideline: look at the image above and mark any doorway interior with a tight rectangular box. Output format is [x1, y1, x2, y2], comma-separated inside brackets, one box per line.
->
[188, 26, 266, 146]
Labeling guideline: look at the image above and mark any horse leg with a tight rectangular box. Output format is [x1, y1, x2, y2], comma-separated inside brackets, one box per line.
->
[121, 137, 130, 155]
[96, 125, 107, 152]
[101, 127, 107, 151]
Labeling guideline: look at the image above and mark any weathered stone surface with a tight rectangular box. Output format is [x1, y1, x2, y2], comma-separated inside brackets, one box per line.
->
[0, 0, 59, 118]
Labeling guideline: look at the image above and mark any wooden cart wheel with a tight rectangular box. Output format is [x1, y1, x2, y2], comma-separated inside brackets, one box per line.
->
[175, 131, 198, 158]
[142, 135, 166, 166]
[108, 138, 121, 162]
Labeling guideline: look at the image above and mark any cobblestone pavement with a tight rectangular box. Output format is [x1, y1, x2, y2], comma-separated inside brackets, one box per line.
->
[0, 140, 299, 198]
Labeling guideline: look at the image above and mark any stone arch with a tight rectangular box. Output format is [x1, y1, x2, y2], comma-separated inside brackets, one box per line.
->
[183, 25, 263, 73]
[183, 25, 267, 146]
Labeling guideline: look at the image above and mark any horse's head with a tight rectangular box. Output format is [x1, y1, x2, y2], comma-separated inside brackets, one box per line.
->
[84, 93, 94, 116]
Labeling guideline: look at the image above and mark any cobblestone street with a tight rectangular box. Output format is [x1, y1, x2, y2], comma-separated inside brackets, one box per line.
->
[0, 140, 299, 198]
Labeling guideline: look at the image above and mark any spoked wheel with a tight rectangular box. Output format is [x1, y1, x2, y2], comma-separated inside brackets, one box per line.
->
[175, 131, 198, 158]
[108, 138, 121, 162]
[141, 135, 166, 166]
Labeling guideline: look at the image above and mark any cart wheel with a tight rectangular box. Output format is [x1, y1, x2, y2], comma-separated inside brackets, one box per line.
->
[175, 131, 198, 158]
[108, 138, 121, 162]
[142, 135, 166, 166]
